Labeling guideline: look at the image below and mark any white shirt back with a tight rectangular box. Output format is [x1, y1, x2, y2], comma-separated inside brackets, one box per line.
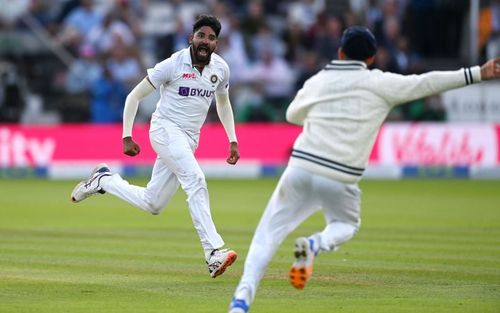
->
[286, 60, 481, 183]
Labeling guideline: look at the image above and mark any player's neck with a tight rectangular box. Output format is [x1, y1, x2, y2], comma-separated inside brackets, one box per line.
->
[193, 64, 205, 73]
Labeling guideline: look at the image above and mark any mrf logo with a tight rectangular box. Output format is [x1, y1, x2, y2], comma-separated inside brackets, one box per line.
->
[182, 73, 196, 80]
[178, 87, 214, 98]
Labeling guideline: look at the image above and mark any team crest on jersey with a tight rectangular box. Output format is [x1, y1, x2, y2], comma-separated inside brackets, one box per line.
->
[182, 73, 196, 80]
[210, 75, 218, 83]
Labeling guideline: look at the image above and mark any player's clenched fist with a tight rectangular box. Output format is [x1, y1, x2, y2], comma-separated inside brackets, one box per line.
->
[481, 57, 500, 80]
[123, 136, 141, 156]
[227, 141, 240, 165]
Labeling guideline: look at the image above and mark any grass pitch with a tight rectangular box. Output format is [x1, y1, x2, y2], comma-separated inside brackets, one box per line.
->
[0, 178, 499, 313]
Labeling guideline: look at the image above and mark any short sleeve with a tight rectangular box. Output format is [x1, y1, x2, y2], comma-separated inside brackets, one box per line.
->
[147, 58, 174, 88]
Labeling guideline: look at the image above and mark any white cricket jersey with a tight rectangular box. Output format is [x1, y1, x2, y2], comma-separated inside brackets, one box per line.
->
[147, 47, 230, 141]
[286, 60, 482, 183]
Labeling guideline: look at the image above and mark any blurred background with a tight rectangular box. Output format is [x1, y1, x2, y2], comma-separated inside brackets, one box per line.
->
[0, 0, 499, 179]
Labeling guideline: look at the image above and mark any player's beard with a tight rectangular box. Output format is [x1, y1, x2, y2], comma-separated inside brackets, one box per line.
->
[192, 43, 214, 64]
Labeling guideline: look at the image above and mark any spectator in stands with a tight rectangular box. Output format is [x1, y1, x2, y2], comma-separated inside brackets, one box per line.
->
[403, 94, 446, 121]
[105, 36, 143, 92]
[0, 0, 488, 125]
[251, 23, 287, 63]
[365, 0, 383, 31]
[370, 0, 401, 43]
[380, 15, 400, 57]
[155, 16, 191, 62]
[247, 48, 296, 121]
[210, 0, 231, 32]
[85, 11, 136, 57]
[486, 0, 500, 60]
[89, 65, 127, 123]
[0, 62, 25, 123]
[58, 0, 103, 54]
[113, 0, 143, 38]
[240, 0, 267, 61]
[220, 16, 250, 84]
[374, 45, 400, 73]
[282, 19, 308, 63]
[294, 50, 321, 91]
[394, 35, 423, 74]
[65, 44, 102, 94]
[15, 0, 54, 31]
[287, 0, 325, 33]
[53, 0, 80, 25]
[216, 32, 252, 121]
[58, 44, 102, 122]
[314, 14, 344, 64]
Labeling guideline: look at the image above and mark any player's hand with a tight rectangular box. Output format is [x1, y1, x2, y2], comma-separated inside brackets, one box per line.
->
[480, 57, 500, 80]
[226, 141, 240, 165]
[123, 136, 141, 156]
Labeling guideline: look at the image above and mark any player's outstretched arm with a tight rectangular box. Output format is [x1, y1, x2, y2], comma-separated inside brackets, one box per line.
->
[481, 57, 500, 80]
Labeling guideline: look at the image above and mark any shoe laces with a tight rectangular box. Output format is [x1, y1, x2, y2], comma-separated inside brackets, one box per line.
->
[209, 248, 230, 258]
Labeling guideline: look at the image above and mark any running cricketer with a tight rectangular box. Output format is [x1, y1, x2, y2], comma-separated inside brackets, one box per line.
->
[71, 15, 239, 279]
[228, 26, 500, 313]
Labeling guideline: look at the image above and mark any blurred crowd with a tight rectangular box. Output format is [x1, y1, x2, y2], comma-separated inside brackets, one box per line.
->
[0, 0, 497, 125]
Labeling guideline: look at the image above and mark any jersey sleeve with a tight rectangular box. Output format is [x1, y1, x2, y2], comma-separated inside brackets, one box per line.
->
[216, 61, 230, 95]
[286, 87, 309, 125]
[147, 58, 174, 88]
[375, 66, 482, 107]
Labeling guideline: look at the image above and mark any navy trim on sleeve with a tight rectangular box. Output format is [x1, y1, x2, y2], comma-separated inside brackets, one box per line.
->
[464, 68, 473, 85]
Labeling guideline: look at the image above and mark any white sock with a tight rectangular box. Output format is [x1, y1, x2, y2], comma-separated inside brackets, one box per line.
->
[308, 233, 322, 255]
[204, 249, 215, 261]
[234, 284, 252, 304]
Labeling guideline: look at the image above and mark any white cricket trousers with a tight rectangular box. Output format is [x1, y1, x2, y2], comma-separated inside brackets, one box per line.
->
[234, 165, 361, 303]
[101, 120, 224, 251]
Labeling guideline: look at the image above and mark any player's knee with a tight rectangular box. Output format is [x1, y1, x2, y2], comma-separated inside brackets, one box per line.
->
[143, 189, 173, 215]
[148, 203, 163, 215]
[143, 197, 166, 215]
[183, 172, 207, 194]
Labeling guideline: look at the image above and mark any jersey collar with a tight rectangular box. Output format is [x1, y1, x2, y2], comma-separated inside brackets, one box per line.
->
[324, 60, 367, 70]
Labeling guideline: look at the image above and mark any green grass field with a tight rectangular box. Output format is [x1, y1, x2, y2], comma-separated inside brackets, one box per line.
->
[0, 178, 499, 313]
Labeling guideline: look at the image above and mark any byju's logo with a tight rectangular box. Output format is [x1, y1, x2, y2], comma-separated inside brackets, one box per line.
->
[178, 87, 190, 96]
[178, 86, 214, 98]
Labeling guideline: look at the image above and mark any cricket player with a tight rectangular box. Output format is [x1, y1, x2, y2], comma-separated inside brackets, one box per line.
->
[71, 15, 240, 278]
[228, 26, 500, 313]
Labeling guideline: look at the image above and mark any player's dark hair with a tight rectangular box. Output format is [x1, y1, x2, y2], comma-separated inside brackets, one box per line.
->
[340, 26, 377, 61]
[193, 15, 221, 37]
